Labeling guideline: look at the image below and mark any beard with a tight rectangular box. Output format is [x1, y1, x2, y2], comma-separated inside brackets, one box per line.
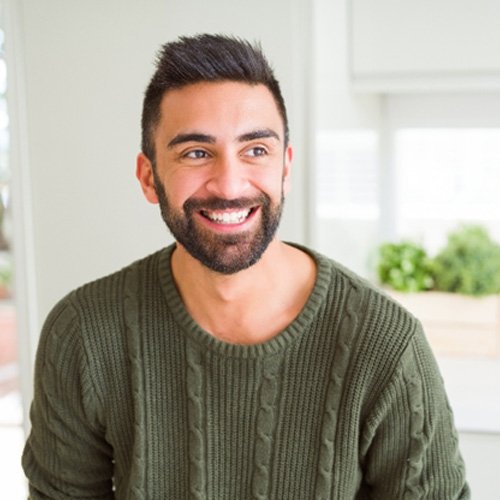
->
[153, 176, 284, 275]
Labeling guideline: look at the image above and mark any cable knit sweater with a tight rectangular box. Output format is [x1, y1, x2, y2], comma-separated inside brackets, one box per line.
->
[23, 244, 469, 499]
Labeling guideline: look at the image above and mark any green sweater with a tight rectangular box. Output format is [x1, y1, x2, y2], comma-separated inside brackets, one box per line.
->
[23, 245, 469, 499]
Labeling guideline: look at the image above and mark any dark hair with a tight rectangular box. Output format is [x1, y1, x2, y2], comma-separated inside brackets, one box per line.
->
[141, 33, 289, 163]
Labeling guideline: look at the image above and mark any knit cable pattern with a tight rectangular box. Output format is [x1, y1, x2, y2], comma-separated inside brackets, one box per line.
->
[251, 357, 281, 499]
[186, 341, 207, 499]
[315, 282, 364, 499]
[124, 266, 147, 499]
[403, 367, 426, 499]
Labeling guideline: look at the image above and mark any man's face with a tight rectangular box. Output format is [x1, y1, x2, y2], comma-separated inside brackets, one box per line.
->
[137, 81, 292, 274]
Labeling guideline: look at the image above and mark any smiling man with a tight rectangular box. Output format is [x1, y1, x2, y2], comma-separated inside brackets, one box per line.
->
[23, 34, 469, 499]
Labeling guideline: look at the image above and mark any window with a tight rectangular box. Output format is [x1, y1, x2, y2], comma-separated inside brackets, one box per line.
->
[395, 128, 500, 253]
[391, 121, 500, 433]
[314, 94, 500, 433]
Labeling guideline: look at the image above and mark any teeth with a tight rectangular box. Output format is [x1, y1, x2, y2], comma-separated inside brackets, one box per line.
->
[205, 209, 251, 224]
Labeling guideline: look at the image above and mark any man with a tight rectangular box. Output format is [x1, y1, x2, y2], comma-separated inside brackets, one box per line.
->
[23, 34, 469, 499]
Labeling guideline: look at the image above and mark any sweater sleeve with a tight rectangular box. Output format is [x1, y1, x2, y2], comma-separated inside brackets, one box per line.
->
[22, 297, 114, 499]
[360, 323, 470, 499]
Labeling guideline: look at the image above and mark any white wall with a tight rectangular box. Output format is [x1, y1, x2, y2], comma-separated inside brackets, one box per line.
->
[351, 0, 500, 92]
[314, 0, 381, 131]
[14, 0, 312, 330]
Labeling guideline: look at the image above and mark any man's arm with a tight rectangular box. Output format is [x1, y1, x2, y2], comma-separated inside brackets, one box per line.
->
[22, 299, 114, 499]
[360, 324, 470, 499]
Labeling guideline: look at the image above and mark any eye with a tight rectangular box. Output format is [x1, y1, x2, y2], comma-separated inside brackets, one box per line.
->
[245, 146, 267, 158]
[184, 149, 210, 160]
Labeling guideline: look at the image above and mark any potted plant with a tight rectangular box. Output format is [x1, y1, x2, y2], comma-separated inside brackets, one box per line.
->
[433, 225, 500, 296]
[377, 225, 500, 357]
[377, 240, 434, 293]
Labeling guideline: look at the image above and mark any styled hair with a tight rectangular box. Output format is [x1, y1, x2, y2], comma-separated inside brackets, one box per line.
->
[141, 33, 289, 163]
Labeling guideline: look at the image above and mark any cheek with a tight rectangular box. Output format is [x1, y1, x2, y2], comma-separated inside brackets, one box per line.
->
[163, 171, 208, 205]
[253, 169, 287, 197]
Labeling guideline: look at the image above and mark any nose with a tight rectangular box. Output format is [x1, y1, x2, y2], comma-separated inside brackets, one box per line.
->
[205, 154, 250, 199]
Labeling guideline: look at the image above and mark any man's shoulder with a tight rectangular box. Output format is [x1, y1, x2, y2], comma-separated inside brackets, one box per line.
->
[302, 244, 421, 342]
[47, 246, 171, 326]
[306, 247, 428, 396]
[38, 247, 174, 365]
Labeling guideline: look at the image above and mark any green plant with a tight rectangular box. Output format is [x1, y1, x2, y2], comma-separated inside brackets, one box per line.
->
[0, 258, 10, 281]
[433, 225, 500, 296]
[0, 257, 12, 299]
[377, 241, 434, 292]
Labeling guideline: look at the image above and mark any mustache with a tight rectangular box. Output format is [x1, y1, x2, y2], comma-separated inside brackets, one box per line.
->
[183, 194, 269, 212]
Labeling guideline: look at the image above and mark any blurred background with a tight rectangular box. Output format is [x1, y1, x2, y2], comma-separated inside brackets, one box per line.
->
[1, 0, 499, 497]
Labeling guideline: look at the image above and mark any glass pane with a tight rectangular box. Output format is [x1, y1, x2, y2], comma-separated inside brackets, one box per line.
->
[395, 128, 500, 252]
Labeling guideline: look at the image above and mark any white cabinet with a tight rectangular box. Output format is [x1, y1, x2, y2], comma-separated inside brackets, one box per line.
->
[350, 0, 500, 92]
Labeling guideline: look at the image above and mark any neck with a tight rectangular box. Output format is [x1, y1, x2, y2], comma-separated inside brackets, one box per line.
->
[170, 239, 316, 344]
[171, 238, 286, 301]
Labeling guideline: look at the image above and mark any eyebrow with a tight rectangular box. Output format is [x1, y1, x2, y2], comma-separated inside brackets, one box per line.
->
[167, 133, 215, 148]
[167, 128, 281, 149]
[236, 128, 280, 143]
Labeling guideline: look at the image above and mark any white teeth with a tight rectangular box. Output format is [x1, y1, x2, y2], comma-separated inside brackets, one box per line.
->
[205, 209, 251, 224]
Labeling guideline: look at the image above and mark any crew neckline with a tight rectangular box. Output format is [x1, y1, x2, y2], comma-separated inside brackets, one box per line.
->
[158, 243, 333, 359]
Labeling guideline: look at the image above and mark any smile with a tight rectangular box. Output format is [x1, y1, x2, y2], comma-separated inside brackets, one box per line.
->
[200, 207, 256, 225]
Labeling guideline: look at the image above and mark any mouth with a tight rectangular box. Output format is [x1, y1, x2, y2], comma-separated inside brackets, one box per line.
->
[199, 207, 258, 225]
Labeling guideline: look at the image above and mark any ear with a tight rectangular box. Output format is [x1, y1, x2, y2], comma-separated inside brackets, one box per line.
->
[136, 153, 159, 204]
[282, 144, 293, 195]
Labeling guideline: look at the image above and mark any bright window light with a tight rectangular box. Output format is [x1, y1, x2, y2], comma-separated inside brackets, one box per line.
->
[316, 130, 379, 220]
[395, 128, 500, 251]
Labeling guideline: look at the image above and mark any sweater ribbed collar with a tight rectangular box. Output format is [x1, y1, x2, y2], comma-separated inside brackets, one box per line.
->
[158, 243, 333, 359]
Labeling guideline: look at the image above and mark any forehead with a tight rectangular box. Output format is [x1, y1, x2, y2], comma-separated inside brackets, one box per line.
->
[157, 81, 284, 141]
